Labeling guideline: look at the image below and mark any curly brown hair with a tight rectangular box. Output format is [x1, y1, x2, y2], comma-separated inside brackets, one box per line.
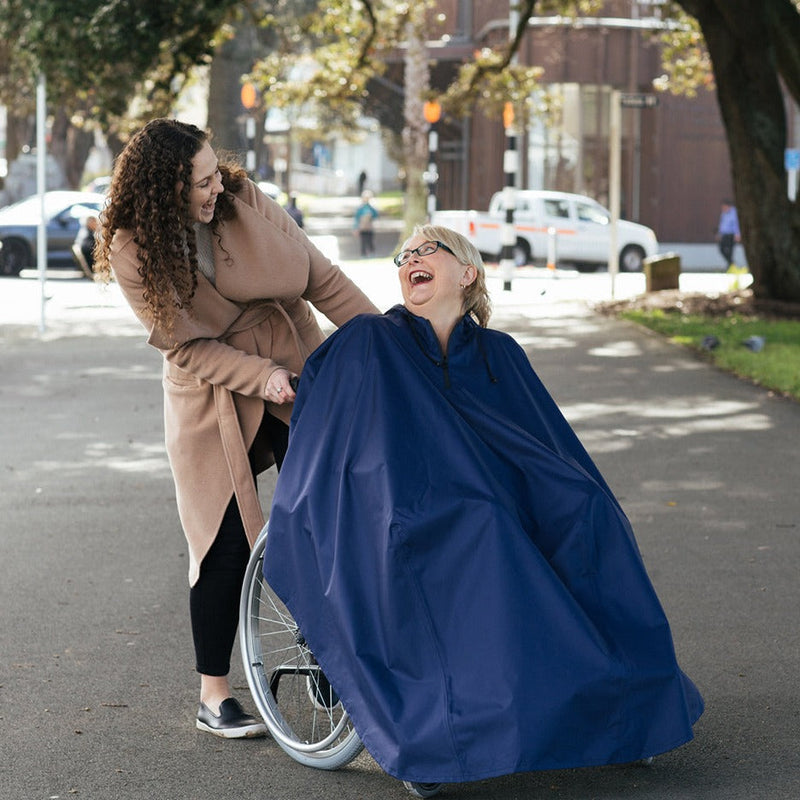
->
[94, 118, 247, 329]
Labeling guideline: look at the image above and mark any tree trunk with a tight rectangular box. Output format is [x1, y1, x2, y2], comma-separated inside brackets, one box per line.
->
[49, 108, 94, 189]
[208, 19, 257, 166]
[678, 0, 800, 302]
[401, 11, 431, 239]
[3, 110, 33, 172]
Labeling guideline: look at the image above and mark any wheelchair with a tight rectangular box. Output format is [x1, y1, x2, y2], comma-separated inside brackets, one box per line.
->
[239, 523, 443, 798]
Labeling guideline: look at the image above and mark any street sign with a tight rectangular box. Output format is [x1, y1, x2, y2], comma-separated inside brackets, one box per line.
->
[786, 149, 800, 201]
[620, 93, 659, 109]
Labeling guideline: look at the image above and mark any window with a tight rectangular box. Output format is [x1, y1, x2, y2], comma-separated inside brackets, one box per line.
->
[576, 201, 608, 224]
[543, 199, 569, 218]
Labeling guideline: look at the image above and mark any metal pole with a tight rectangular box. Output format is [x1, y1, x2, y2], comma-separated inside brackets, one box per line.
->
[500, 129, 517, 292]
[426, 122, 439, 221]
[36, 72, 47, 334]
[608, 90, 621, 300]
[546, 225, 558, 273]
[245, 116, 256, 176]
[500, 0, 520, 292]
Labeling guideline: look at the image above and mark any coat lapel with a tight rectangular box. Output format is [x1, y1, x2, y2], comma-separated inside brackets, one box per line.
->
[213, 197, 310, 303]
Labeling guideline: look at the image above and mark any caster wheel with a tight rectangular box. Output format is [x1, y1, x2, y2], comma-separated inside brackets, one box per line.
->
[403, 781, 442, 797]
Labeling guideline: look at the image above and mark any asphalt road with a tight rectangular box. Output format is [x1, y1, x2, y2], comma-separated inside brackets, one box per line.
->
[1, 268, 798, 799]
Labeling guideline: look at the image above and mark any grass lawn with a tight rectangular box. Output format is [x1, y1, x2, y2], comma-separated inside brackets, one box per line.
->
[372, 192, 405, 217]
[618, 307, 800, 402]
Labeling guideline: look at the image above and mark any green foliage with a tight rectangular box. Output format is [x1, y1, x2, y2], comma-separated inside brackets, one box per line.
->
[0, 0, 240, 129]
[247, 0, 555, 134]
[247, 0, 407, 132]
[656, 0, 800, 99]
[620, 309, 800, 401]
[243, 0, 621, 140]
[441, 50, 545, 124]
[653, 7, 714, 97]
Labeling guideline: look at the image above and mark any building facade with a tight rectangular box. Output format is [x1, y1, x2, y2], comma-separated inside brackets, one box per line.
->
[429, 0, 735, 244]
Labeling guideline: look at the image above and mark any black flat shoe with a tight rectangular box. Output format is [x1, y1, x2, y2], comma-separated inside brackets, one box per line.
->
[196, 698, 267, 739]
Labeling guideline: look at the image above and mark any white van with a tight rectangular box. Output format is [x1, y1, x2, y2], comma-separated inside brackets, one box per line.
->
[433, 189, 659, 272]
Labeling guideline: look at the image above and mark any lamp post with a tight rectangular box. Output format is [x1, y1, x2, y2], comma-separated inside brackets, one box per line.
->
[500, 101, 518, 292]
[609, 90, 621, 300]
[36, 72, 47, 333]
[423, 100, 441, 221]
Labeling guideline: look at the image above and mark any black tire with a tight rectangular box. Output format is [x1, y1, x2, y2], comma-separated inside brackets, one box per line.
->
[0, 239, 32, 276]
[495, 240, 530, 268]
[513, 239, 531, 267]
[619, 244, 646, 272]
[403, 782, 443, 797]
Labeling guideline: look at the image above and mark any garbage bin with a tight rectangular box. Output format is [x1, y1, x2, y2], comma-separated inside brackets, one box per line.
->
[643, 252, 681, 292]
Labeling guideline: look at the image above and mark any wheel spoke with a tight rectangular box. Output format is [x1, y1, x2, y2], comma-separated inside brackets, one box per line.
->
[240, 528, 363, 769]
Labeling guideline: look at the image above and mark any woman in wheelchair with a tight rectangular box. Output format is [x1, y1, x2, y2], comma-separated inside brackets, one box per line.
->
[262, 224, 703, 785]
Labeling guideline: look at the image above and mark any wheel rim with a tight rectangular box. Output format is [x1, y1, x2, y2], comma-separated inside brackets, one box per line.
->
[242, 552, 360, 757]
[620, 246, 644, 272]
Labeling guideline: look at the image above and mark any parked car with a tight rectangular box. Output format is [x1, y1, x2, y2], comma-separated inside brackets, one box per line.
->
[433, 189, 659, 272]
[82, 175, 112, 194]
[0, 191, 106, 276]
[257, 181, 282, 200]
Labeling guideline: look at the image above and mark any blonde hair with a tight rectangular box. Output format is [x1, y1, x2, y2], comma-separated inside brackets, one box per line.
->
[408, 224, 491, 327]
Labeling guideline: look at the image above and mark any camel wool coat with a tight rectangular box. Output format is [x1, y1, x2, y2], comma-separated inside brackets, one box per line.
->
[110, 182, 379, 584]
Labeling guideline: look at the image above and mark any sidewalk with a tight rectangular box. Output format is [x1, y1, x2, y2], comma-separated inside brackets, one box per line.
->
[0, 259, 751, 339]
[1, 269, 799, 799]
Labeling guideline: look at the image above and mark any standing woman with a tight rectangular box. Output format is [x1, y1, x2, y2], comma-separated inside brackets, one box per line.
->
[94, 118, 378, 738]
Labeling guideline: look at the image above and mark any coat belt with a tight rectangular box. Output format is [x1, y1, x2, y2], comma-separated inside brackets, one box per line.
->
[213, 299, 310, 548]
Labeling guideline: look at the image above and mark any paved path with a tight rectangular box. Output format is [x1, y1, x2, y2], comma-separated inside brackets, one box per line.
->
[1, 268, 798, 799]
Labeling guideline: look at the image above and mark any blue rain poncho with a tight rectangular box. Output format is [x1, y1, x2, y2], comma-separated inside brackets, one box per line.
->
[264, 305, 703, 784]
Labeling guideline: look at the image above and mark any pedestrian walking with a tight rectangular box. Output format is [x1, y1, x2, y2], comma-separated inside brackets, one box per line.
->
[93, 118, 378, 739]
[284, 192, 304, 228]
[354, 190, 379, 257]
[716, 199, 741, 268]
[71, 214, 98, 278]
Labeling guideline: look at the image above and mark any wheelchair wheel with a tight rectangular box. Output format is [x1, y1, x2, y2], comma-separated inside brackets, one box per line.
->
[240, 526, 364, 769]
[403, 782, 443, 797]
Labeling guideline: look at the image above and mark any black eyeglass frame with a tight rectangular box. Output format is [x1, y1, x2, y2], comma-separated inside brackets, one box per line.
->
[393, 240, 456, 268]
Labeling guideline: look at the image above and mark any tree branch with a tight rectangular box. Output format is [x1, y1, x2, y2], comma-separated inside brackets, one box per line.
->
[461, 0, 538, 96]
[356, 0, 378, 70]
[765, 0, 800, 107]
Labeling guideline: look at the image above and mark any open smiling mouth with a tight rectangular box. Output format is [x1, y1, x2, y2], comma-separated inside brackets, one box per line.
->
[410, 270, 433, 285]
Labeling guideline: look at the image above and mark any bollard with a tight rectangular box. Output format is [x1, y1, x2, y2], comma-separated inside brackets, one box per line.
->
[546, 226, 557, 273]
[643, 252, 681, 292]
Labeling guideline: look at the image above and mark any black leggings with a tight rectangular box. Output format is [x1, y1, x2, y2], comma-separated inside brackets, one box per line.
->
[189, 411, 289, 676]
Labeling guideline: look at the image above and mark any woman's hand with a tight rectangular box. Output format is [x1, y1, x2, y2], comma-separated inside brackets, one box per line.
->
[266, 368, 297, 404]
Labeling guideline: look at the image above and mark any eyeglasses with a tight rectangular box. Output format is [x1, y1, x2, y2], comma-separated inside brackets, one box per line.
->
[393, 240, 456, 268]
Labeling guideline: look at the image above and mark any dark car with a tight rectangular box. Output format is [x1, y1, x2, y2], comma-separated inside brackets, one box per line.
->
[0, 191, 106, 276]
